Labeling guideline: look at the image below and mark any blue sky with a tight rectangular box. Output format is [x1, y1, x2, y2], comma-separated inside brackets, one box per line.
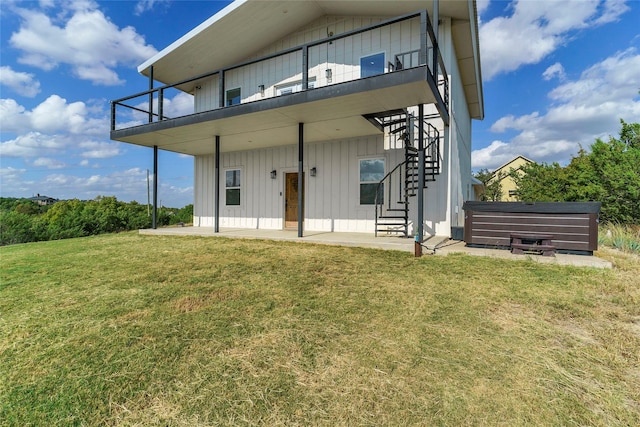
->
[1, 0, 639, 207]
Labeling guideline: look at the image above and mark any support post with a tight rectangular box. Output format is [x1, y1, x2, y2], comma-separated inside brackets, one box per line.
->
[219, 70, 225, 108]
[110, 102, 116, 131]
[214, 136, 220, 233]
[148, 66, 154, 123]
[302, 46, 309, 90]
[432, 0, 439, 79]
[416, 104, 425, 257]
[420, 10, 428, 66]
[152, 145, 158, 229]
[298, 123, 304, 238]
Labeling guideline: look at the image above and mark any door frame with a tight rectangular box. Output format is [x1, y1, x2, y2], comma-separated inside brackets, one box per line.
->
[284, 171, 304, 230]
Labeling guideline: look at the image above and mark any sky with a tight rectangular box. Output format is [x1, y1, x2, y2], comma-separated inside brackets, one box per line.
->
[1, 0, 639, 208]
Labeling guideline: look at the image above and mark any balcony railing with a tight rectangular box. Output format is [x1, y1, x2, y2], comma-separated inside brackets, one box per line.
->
[111, 9, 448, 132]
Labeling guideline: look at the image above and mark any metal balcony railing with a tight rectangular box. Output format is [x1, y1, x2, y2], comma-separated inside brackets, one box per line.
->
[111, 9, 449, 132]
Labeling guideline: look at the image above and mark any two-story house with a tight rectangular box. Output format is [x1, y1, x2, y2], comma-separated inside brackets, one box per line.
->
[110, 0, 484, 246]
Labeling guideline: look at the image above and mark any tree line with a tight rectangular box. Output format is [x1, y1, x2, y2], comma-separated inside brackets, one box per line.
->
[474, 120, 640, 224]
[0, 196, 193, 246]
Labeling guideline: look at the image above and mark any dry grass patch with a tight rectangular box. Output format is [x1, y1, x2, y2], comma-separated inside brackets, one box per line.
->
[1, 232, 639, 426]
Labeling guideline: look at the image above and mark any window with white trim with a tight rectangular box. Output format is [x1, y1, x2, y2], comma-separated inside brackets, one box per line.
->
[359, 158, 385, 205]
[225, 169, 241, 206]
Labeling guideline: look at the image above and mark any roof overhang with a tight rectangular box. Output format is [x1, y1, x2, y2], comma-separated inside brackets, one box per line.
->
[112, 67, 436, 155]
[138, 0, 483, 120]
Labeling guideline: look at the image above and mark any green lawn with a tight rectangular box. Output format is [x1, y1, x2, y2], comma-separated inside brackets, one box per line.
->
[1, 232, 639, 426]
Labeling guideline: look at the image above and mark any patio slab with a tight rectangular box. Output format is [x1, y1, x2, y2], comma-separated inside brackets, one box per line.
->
[139, 226, 612, 269]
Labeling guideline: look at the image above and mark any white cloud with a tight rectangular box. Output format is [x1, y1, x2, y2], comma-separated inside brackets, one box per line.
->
[131, 91, 194, 122]
[35, 168, 190, 204]
[476, 0, 491, 16]
[134, 0, 170, 15]
[32, 157, 67, 169]
[593, 0, 630, 24]
[548, 48, 640, 104]
[1, 95, 108, 136]
[0, 166, 27, 180]
[0, 132, 66, 158]
[78, 141, 123, 159]
[0, 98, 30, 131]
[473, 49, 640, 169]
[480, 0, 629, 80]
[9, 2, 157, 86]
[542, 62, 566, 81]
[0, 66, 41, 97]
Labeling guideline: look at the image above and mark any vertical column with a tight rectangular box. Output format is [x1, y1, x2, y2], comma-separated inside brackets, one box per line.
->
[416, 104, 425, 257]
[219, 70, 225, 108]
[432, 0, 439, 79]
[420, 11, 428, 66]
[152, 145, 158, 229]
[215, 136, 220, 233]
[302, 46, 309, 90]
[298, 123, 304, 238]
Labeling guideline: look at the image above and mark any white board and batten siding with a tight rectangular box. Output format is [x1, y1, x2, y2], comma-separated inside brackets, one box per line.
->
[194, 135, 406, 233]
[190, 16, 474, 238]
[194, 16, 423, 111]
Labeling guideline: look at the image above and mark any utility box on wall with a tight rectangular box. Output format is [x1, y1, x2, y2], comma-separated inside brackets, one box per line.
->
[451, 226, 464, 241]
[462, 202, 601, 255]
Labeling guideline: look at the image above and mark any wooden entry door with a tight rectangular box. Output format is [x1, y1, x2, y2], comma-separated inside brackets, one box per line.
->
[285, 172, 304, 229]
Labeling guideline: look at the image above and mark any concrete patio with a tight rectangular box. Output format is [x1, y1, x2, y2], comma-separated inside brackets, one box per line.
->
[139, 226, 612, 269]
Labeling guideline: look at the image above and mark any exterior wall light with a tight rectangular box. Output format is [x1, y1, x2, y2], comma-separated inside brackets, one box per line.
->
[310, 167, 317, 177]
[270, 170, 277, 179]
[258, 84, 265, 96]
[326, 69, 332, 83]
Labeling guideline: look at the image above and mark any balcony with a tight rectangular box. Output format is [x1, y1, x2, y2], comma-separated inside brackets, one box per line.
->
[110, 10, 449, 156]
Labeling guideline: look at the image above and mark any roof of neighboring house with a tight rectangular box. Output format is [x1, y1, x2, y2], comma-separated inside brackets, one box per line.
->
[138, 0, 484, 119]
[491, 155, 534, 178]
[29, 195, 57, 201]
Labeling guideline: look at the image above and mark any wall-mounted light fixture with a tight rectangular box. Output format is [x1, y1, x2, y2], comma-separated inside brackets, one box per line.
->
[270, 170, 277, 179]
[326, 69, 332, 83]
[310, 167, 317, 177]
[258, 84, 265, 96]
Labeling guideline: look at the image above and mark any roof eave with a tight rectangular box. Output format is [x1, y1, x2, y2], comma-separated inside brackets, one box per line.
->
[137, 0, 249, 76]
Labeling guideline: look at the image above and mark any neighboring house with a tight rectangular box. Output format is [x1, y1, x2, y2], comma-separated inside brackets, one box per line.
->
[110, 0, 484, 241]
[489, 155, 533, 201]
[28, 194, 58, 206]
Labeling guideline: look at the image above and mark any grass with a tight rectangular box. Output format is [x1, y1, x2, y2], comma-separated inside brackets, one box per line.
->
[1, 232, 639, 426]
[599, 223, 640, 254]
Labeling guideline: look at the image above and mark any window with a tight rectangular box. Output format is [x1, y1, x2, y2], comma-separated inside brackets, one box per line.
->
[360, 53, 385, 78]
[226, 88, 241, 106]
[225, 169, 241, 206]
[359, 158, 385, 205]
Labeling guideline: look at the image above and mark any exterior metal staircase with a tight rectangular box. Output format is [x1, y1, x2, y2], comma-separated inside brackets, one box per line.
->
[365, 110, 441, 237]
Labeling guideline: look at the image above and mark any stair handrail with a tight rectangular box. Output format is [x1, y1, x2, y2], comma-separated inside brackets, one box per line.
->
[374, 157, 411, 223]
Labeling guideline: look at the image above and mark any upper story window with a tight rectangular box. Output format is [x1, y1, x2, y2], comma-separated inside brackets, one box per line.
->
[226, 88, 241, 106]
[359, 158, 385, 205]
[225, 169, 241, 206]
[360, 53, 385, 78]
